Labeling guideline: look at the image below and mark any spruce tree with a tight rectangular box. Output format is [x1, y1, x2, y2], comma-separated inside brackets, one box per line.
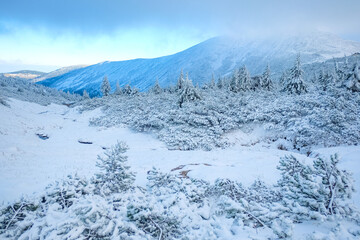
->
[151, 78, 162, 94]
[260, 64, 273, 90]
[238, 66, 252, 91]
[344, 62, 360, 92]
[176, 69, 185, 91]
[178, 73, 201, 108]
[217, 77, 224, 89]
[334, 59, 344, 83]
[283, 54, 307, 94]
[279, 71, 288, 88]
[101, 76, 111, 97]
[94, 141, 135, 195]
[123, 84, 133, 95]
[209, 74, 216, 89]
[229, 69, 240, 92]
[114, 81, 122, 95]
[82, 89, 90, 99]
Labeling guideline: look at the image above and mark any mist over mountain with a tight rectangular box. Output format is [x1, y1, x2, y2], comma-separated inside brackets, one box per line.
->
[38, 31, 360, 96]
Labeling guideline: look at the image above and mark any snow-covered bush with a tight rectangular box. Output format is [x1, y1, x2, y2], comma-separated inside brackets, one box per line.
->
[277, 155, 322, 221]
[276, 154, 356, 222]
[0, 76, 83, 106]
[313, 154, 355, 216]
[1, 148, 358, 239]
[86, 80, 360, 152]
[0, 95, 9, 107]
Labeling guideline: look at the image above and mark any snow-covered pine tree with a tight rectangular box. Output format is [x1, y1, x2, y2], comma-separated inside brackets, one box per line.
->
[176, 69, 185, 91]
[322, 71, 336, 91]
[122, 84, 133, 95]
[151, 78, 162, 94]
[114, 81, 122, 95]
[283, 54, 307, 94]
[101, 76, 111, 97]
[260, 64, 273, 90]
[313, 154, 355, 216]
[210, 74, 216, 89]
[238, 65, 252, 91]
[82, 89, 90, 99]
[279, 71, 288, 88]
[178, 73, 201, 108]
[344, 55, 349, 70]
[229, 69, 240, 92]
[334, 59, 344, 84]
[217, 77, 224, 89]
[344, 62, 360, 92]
[93, 141, 135, 195]
[276, 155, 320, 221]
[317, 68, 327, 91]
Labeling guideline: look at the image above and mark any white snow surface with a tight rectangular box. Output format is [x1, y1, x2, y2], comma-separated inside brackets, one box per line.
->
[1, 98, 359, 208]
[1, 98, 360, 239]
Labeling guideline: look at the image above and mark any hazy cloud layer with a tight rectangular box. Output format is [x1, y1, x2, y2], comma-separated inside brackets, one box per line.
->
[1, 0, 360, 37]
[1, 0, 360, 72]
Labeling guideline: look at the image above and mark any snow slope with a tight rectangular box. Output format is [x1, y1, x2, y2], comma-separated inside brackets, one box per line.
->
[32, 65, 88, 83]
[1, 98, 359, 210]
[1, 98, 360, 239]
[38, 31, 360, 95]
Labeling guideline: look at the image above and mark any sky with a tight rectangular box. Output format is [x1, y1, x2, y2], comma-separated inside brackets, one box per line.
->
[0, 0, 360, 73]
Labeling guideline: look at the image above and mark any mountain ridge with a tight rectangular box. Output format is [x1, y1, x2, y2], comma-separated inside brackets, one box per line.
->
[38, 31, 360, 95]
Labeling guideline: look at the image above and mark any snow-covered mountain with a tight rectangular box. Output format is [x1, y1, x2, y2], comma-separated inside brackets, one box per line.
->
[38, 31, 360, 95]
[33, 65, 88, 83]
[2, 70, 46, 80]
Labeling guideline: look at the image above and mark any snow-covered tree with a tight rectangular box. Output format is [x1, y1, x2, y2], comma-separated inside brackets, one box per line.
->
[101, 76, 111, 97]
[238, 66, 252, 91]
[260, 64, 273, 90]
[178, 73, 201, 108]
[82, 89, 90, 99]
[176, 69, 185, 91]
[114, 81, 122, 95]
[283, 54, 307, 94]
[319, 70, 336, 91]
[344, 62, 360, 92]
[229, 69, 240, 92]
[93, 141, 135, 195]
[150, 78, 162, 94]
[217, 77, 225, 89]
[209, 74, 216, 89]
[334, 59, 343, 83]
[279, 71, 288, 88]
[122, 84, 139, 95]
[313, 154, 355, 216]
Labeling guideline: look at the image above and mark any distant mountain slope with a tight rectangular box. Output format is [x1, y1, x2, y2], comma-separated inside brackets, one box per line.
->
[38, 31, 360, 95]
[33, 65, 88, 83]
[2, 70, 46, 80]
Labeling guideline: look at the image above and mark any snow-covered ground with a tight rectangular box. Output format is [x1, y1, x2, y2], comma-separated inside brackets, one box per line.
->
[1, 98, 359, 212]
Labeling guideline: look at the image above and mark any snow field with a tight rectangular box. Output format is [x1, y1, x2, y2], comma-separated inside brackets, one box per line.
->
[1, 98, 359, 208]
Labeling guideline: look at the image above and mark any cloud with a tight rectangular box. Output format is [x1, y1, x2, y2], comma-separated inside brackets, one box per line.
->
[1, 0, 359, 37]
[1, 0, 360, 72]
